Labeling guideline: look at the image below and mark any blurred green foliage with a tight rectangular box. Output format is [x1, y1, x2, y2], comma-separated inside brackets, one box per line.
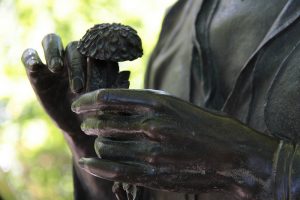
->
[0, 0, 175, 199]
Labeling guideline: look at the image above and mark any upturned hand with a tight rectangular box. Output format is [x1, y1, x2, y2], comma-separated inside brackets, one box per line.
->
[21, 34, 118, 199]
[21, 34, 86, 136]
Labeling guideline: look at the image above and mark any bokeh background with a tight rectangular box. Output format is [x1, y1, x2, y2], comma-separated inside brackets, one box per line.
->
[0, 0, 176, 199]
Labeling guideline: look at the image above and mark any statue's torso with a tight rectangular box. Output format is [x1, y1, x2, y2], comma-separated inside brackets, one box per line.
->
[191, 0, 287, 109]
[146, 0, 295, 199]
[207, 0, 287, 98]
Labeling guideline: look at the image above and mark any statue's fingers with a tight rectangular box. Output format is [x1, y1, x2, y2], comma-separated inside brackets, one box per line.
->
[81, 116, 143, 137]
[115, 71, 130, 88]
[71, 89, 169, 114]
[21, 48, 59, 92]
[21, 48, 46, 72]
[65, 41, 86, 93]
[42, 33, 64, 73]
[78, 157, 153, 184]
[94, 137, 165, 165]
[94, 137, 146, 161]
[81, 115, 171, 142]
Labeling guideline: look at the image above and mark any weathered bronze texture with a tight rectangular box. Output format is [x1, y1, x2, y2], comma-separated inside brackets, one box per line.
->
[22, 0, 300, 199]
[76, 23, 143, 200]
[22, 23, 143, 200]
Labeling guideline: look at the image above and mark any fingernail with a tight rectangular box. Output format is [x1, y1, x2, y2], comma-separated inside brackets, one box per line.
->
[49, 57, 63, 72]
[21, 49, 41, 71]
[71, 77, 84, 93]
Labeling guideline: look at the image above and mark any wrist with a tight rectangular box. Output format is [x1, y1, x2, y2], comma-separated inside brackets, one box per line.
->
[273, 141, 300, 199]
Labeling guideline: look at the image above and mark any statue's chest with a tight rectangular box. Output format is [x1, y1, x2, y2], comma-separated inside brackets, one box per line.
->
[206, 0, 287, 96]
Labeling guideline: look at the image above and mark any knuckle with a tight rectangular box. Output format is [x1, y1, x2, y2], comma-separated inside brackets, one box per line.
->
[146, 157, 157, 164]
[146, 154, 159, 164]
[141, 119, 163, 140]
[145, 121, 159, 133]
[111, 166, 122, 179]
[96, 89, 109, 103]
[146, 90, 169, 107]
[149, 146, 161, 163]
[142, 120, 168, 141]
[148, 98, 169, 112]
[149, 124, 158, 133]
[146, 145, 161, 164]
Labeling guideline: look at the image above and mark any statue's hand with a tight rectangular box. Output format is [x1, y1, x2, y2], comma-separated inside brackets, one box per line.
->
[72, 89, 277, 196]
[22, 34, 119, 199]
[21, 34, 86, 135]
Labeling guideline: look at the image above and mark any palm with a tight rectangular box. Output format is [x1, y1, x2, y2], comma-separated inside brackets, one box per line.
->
[22, 35, 86, 135]
[22, 35, 118, 200]
[29, 66, 81, 134]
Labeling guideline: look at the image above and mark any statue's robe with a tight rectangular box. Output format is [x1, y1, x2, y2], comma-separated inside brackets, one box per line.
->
[145, 0, 300, 199]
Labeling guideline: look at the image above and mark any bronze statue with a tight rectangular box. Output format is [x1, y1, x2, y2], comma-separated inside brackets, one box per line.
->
[21, 0, 300, 199]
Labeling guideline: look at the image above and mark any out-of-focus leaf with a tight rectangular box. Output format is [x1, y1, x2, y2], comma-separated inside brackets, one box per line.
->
[0, 169, 16, 200]
[0, 0, 176, 199]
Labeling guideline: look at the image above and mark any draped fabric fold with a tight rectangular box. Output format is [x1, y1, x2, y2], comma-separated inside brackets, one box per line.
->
[145, 0, 204, 101]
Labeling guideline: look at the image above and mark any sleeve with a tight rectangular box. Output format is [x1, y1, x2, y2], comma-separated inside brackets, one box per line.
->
[264, 37, 300, 142]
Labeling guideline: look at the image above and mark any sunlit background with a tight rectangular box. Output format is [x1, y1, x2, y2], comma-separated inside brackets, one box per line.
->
[0, 0, 176, 199]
